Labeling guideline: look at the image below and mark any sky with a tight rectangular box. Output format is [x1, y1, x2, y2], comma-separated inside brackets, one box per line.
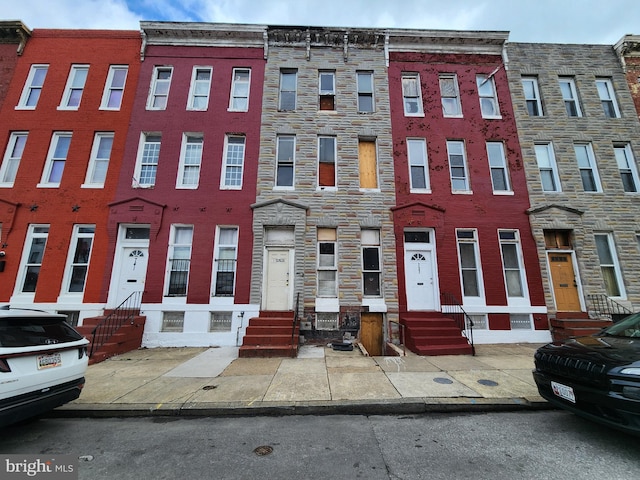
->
[1, 0, 639, 45]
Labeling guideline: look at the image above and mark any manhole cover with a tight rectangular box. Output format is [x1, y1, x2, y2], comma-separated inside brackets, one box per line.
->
[477, 379, 499, 387]
[254, 445, 273, 456]
[433, 377, 454, 384]
[202, 385, 217, 391]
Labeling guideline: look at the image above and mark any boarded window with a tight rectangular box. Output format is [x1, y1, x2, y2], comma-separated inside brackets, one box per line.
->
[358, 140, 377, 189]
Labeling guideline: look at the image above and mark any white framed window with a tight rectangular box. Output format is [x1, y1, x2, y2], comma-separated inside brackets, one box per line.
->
[83, 132, 113, 187]
[39, 132, 72, 187]
[614, 143, 640, 193]
[535, 143, 561, 192]
[522, 76, 543, 116]
[357, 71, 374, 113]
[361, 229, 381, 297]
[318, 136, 337, 189]
[456, 229, 483, 300]
[176, 134, 203, 189]
[439, 74, 462, 117]
[59, 65, 89, 110]
[596, 78, 620, 118]
[229, 68, 250, 111]
[319, 70, 336, 111]
[594, 233, 625, 298]
[161, 311, 184, 332]
[407, 138, 430, 192]
[133, 133, 161, 187]
[187, 67, 212, 111]
[147, 66, 173, 110]
[221, 135, 246, 189]
[402, 73, 423, 116]
[209, 312, 233, 331]
[62, 225, 95, 294]
[213, 227, 238, 297]
[447, 140, 470, 192]
[486, 142, 511, 193]
[0, 132, 28, 186]
[279, 69, 297, 111]
[476, 74, 500, 118]
[317, 228, 337, 297]
[17, 225, 49, 294]
[17, 65, 48, 109]
[499, 230, 526, 299]
[100, 65, 128, 110]
[559, 78, 582, 117]
[166, 226, 193, 297]
[574, 143, 601, 192]
[275, 135, 295, 188]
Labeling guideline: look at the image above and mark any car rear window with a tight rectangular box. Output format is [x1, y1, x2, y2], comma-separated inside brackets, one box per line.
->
[0, 317, 83, 347]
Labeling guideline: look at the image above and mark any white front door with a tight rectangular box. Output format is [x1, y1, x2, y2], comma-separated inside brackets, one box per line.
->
[404, 248, 437, 310]
[113, 246, 148, 306]
[263, 248, 292, 310]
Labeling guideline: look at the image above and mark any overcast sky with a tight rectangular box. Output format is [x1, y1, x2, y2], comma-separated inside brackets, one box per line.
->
[2, 0, 639, 45]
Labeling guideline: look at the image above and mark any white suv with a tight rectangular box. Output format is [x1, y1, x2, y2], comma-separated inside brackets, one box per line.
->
[0, 306, 89, 427]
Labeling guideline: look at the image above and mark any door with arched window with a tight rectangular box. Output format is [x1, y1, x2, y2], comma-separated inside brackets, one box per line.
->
[403, 230, 439, 311]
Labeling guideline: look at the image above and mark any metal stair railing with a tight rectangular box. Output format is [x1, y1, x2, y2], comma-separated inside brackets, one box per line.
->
[90, 291, 143, 358]
[440, 292, 475, 355]
[291, 292, 301, 352]
[586, 294, 633, 323]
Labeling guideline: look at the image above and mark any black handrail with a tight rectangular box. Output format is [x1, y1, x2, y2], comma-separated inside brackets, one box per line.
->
[440, 292, 475, 355]
[586, 294, 633, 323]
[90, 291, 143, 357]
[291, 292, 300, 352]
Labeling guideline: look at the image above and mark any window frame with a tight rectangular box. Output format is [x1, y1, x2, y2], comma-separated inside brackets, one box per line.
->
[17, 225, 50, 295]
[559, 77, 582, 117]
[146, 66, 173, 110]
[534, 142, 562, 192]
[319, 70, 336, 111]
[279, 69, 297, 111]
[229, 68, 251, 112]
[407, 138, 430, 192]
[83, 132, 114, 188]
[595, 78, 620, 118]
[447, 140, 470, 192]
[220, 135, 246, 189]
[594, 233, 625, 298]
[317, 228, 338, 298]
[317, 136, 337, 190]
[439, 73, 462, 117]
[213, 226, 238, 297]
[165, 225, 193, 297]
[176, 133, 203, 189]
[486, 141, 511, 193]
[61, 225, 95, 295]
[186, 66, 213, 111]
[133, 132, 161, 188]
[456, 229, 485, 302]
[100, 65, 128, 110]
[476, 74, 501, 118]
[614, 143, 640, 193]
[498, 230, 528, 301]
[0, 131, 28, 186]
[275, 134, 295, 189]
[17, 64, 48, 109]
[39, 132, 72, 188]
[361, 229, 382, 297]
[521, 76, 543, 116]
[58, 64, 89, 110]
[401, 72, 424, 116]
[357, 71, 374, 113]
[574, 143, 602, 192]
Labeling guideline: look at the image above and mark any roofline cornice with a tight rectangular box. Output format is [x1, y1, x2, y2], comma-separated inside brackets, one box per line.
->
[0, 20, 31, 55]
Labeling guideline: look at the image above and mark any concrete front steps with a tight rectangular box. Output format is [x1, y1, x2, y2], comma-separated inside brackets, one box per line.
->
[400, 312, 473, 356]
[550, 311, 611, 342]
[239, 311, 299, 358]
[75, 311, 146, 365]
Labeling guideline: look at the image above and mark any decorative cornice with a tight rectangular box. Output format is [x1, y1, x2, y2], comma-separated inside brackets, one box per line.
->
[0, 21, 31, 55]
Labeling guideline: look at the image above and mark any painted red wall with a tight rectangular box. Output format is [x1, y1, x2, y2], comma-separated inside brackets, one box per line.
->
[0, 29, 141, 303]
[389, 51, 546, 329]
[106, 44, 265, 304]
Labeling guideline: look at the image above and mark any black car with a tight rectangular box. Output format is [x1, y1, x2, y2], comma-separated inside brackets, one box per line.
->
[533, 312, 640, 435]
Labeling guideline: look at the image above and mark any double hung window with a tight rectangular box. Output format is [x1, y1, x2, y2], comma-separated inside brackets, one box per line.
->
[535, 143, 561, 192]
[596, 79, 620, 118]
[84, 132, 114, 187]
[101, 65, 128, 110]
[499, 230, 525, 298]
[614, 143, 640, 192]
[135, 133, 161, 187]
[166, 226, 193, 296]
[229, 68, 250, 111]
[187, 67, 212, 110]
[147, 67, 173, 110]
[522, 77, 543, 116]
[319, 71, 336, 111]
[402, 73, 423, 115]
[574, 143, 601, 192]
[0, 132, 28, 185]
[214, 227, 238, 296]
[447, 140, 469, 192]
[439, 74, 462, 117]
[318, 136, 336, 188]
[317, 228, 337, 297]
[40, 132, 72, 187]
[361, 229, 381, 297]
[64, 225, 95, 293]
[279, 69, 297, 111]
[17, 65, 48, 109]
[59, 65, 88, 109]
[594, 233, 624, 297]
[177, 134, 203, 188]
[456, 229, 482, 298]
[357, 72, 374, 113]
[275, 135, 295, 188]
[559, 78, 582, 117]
[477, 75, 500, 117]
[221, 135, 246, 188]
[486, 142, 511, 192]
[19, 225, 49, 294]
[407, 138, 429, 191]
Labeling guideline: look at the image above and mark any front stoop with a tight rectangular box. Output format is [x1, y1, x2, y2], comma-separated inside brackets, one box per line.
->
[400, 312, 473, 356]
[75, 314, 146, 365]
[239, 311, 299, 358]
[550, 312, 611, 342]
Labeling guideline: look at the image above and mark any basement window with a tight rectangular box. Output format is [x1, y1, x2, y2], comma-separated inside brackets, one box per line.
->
[161, 311, 184, 332]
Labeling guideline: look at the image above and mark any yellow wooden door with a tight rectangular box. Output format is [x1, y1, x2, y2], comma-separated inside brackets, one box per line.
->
[360, 312, 383, 356]
[548, 252, 581, 311]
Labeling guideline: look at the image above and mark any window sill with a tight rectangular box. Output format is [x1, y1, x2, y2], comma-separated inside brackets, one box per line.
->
[492, 190, 514, 196]
[452, 190, 473, 195]
[81, 184, 105, 189]
[36, 183, 60, 188]
[409, 188, 432, 194]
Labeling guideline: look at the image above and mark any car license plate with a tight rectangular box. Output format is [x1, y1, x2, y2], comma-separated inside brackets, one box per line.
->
[551, 381, 576, 403]
[37, 353, 62, 370]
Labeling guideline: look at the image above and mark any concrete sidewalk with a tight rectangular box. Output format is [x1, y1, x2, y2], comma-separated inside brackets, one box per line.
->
[57, 343, 552, 418]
